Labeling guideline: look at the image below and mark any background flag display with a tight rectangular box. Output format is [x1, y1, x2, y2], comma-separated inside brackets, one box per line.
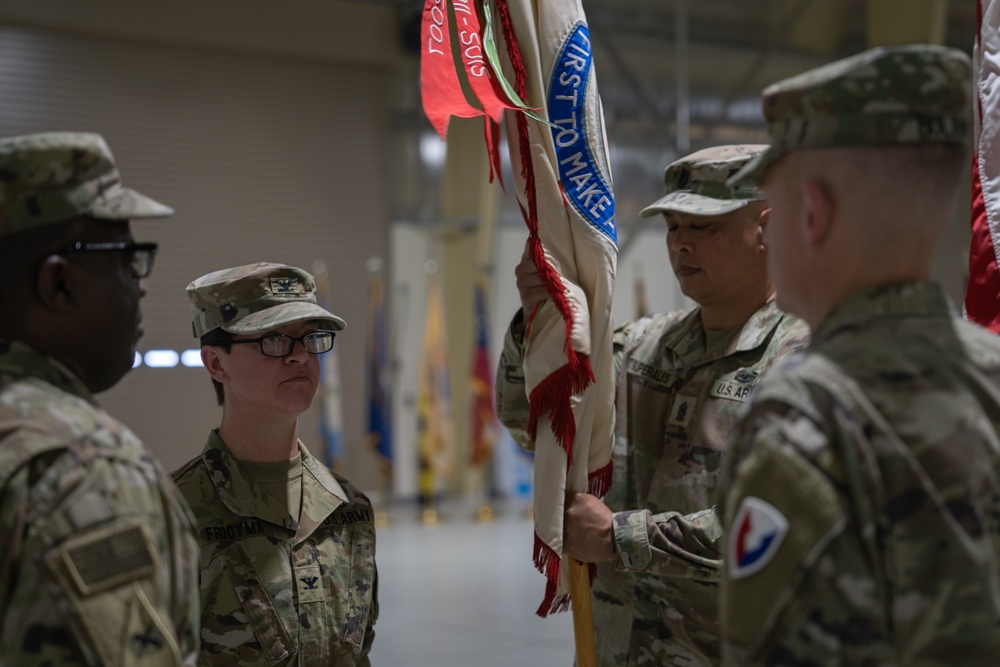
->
[319, 334, 345, 468]
[469, 280, 499, 468]
[366, 271, 394, 473]
[417, 276, 455, 503]
[314, 262, 345, 469]
[967, 0, 1000, 332]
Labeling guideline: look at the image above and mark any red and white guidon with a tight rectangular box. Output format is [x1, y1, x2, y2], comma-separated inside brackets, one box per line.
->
[729, 496, 789, 580]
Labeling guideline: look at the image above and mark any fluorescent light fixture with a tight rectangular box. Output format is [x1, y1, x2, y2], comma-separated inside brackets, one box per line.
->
[419, 132, 446, 169]
[144, 349, 180, 368]
[133, 351, 142, 368]
[181, 349, 204, 368]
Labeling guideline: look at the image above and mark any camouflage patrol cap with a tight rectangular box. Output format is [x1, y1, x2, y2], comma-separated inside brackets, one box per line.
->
[187, 262, 347, 338]
[639, 145, 768, 218]
[730, 44, 972, 185]
[0, 132, 173, 237]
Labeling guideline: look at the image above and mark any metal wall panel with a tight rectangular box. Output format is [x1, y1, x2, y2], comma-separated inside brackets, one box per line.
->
[0, 24, 390, 488]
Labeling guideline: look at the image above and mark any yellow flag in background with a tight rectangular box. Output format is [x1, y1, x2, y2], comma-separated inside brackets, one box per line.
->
[416, 276, 455, 501]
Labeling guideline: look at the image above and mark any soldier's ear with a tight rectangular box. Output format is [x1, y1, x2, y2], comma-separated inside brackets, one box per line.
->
[201, 346, 229, 383]
[35, 254, 76, 312]
[802, 179, 834, 248]
[756, 208, 770, 252]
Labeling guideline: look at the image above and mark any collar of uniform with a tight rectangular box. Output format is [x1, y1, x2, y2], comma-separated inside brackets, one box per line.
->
[294, 442, 348, 545]
[811, 281, 952, 345]
[661, 299, 785, 368]
[201, 430, 347, 532]
[0, 339, 96, 404]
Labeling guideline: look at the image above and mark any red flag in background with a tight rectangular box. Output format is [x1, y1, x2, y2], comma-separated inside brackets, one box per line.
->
[966, 0, 1000, 331]
[469, 280, 498, 467]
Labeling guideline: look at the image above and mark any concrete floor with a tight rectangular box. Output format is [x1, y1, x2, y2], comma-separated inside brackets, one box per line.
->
[368, 502, 575, 666]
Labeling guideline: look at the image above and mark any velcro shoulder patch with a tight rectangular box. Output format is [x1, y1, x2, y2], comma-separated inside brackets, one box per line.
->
[62, 521, 157, 596]
[722, 421, 846, 651]
[728, 496, 788, 579]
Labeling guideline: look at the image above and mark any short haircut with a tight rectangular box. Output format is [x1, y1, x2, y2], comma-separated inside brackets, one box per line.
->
[0, 217, 88, 336]
[823, 143, 968, 244]
[200, 328, 234, 406]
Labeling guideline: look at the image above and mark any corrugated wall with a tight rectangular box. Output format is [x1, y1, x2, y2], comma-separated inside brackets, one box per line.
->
[0, 24, 391, 487]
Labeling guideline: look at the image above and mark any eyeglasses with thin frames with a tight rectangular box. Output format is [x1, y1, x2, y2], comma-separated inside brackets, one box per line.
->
[229, 330, 336, 358]
[58, 241, 159, 279]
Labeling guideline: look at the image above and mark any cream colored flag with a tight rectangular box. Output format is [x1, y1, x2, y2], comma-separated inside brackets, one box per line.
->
[494, 0, 617, 616]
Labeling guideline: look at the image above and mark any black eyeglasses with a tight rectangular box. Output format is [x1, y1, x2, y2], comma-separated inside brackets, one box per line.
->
[229, 331, 336, 358]
[59, 241, 159, 279]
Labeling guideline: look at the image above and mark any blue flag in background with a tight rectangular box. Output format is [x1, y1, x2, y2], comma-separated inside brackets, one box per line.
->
[319, 340, 344, 468]
[367, 272, 393, 472]
[314, 263, 344, 469]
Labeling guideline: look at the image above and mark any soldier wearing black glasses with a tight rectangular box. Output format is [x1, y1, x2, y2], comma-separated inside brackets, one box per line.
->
[172, 262, 378, 666]
[0, 132, 200, 665]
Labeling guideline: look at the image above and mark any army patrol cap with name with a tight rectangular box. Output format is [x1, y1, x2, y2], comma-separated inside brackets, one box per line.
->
[639, 144, 768, 218]
[188, 262, 347, 338]
[730, 44, 973, 185]
[0, 131, 173, 237]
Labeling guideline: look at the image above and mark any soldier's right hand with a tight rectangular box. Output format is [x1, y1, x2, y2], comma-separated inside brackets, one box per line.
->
[515, 238, 549, 317]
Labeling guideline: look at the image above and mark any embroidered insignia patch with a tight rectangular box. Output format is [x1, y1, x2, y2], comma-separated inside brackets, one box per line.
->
[710, 367, 761, 402]
[270, 277, 305, 294]
[668, 396, 695, 427]
[130, 625, 165, 657]
[548, 23, 616, 245]
[729, 496, 788, 579]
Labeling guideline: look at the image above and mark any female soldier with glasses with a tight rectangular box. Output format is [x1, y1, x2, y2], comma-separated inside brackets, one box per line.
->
[171, 262, 378, 666]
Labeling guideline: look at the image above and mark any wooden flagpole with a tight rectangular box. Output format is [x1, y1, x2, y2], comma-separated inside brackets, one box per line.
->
[568, 558, 597, 666]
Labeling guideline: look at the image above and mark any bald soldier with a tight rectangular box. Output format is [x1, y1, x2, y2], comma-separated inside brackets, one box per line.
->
[0, 133, 200, 665]
[497, 145, 809, 665]
[719, 46, 1000, 664]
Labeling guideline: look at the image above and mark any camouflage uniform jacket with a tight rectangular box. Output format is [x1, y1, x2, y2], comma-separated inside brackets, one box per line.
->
[720, 282, 1000, 666]
[171, 431, 377, 667]
[0, 341, 200, 667]
[497, 301, 809, 666]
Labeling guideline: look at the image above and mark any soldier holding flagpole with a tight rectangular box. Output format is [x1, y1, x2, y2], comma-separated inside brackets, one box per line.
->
[499, 145, 809, 666]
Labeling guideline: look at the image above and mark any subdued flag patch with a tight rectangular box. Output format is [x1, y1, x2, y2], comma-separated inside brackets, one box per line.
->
[729, 496, 788, 580]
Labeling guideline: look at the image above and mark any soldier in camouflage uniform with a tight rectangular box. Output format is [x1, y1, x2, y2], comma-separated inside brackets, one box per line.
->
[719, 45, 1000, 664]
[0, 132, 200, 665]
[496, 146, 809, 666]
[172, 262, 377, 666]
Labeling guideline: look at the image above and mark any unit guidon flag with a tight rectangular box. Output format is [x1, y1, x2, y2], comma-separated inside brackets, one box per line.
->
[420, 0, 617, 617]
